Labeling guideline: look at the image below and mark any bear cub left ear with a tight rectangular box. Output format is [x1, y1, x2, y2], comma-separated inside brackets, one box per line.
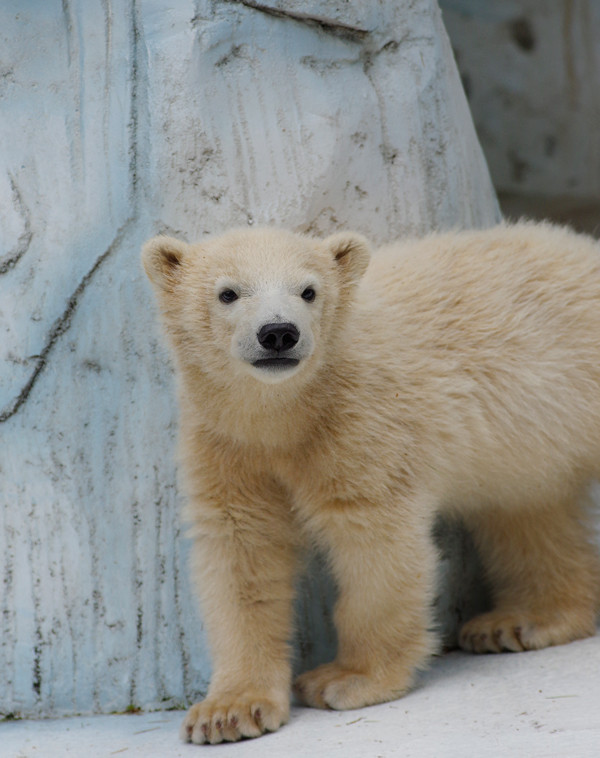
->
[141, 235, 190, 291]
[323, 232, 371, 286]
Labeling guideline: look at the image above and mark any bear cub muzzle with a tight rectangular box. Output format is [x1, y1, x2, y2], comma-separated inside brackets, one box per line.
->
[254, 322, 301, 369]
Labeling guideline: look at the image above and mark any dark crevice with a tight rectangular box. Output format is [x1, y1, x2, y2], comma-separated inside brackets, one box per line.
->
[128, 0, 141, 205]
[225, 0, 370, 42]
[0, 220, 132, 423]
[61, 0, 74, 67]
[0, 175, 33, 275]
[32, 639, 42, 698]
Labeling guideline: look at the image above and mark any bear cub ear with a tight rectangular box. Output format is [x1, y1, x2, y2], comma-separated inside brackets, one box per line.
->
[323, 232, 371, 286]
[141, 235, 190, 291]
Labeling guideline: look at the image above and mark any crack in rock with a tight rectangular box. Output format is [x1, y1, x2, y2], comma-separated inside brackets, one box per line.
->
[0, 220, 132, 423]
[0, 175, 33, 275]
[225, 0, 370, 41]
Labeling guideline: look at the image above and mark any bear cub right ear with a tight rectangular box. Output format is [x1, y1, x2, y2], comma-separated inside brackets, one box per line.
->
[141, 235, 190, 291]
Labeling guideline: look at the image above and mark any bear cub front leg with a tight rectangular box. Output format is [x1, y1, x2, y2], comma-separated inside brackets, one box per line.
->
[180, 484, 298, 744]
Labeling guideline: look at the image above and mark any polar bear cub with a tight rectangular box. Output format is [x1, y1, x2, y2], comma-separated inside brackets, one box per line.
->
[142, 222, 600, 744]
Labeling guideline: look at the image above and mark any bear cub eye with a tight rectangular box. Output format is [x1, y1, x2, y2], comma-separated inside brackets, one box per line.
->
[219, 289, 239, 304]
[301, 287, 316, 303]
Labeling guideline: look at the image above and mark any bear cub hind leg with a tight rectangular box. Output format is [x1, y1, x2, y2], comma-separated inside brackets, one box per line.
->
[460, 499, 600, 653]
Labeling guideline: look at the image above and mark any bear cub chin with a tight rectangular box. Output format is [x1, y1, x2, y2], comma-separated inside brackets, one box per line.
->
[142, 221, 600, 744]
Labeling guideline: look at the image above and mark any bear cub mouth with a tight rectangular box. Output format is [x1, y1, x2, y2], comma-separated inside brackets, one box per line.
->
[252, 357, 300, 370]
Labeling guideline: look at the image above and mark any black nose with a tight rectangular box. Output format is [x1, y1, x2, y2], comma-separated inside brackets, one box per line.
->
[257, 322, 300, 352]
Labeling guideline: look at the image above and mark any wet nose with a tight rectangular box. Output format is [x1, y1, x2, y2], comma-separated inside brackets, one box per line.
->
[257, 322, 300, 352]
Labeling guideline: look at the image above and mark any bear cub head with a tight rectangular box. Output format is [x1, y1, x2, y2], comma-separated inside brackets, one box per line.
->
[142, 227, 370, 386]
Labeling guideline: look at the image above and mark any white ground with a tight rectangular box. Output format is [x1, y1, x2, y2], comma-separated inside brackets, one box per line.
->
[4, 631, 599, 758]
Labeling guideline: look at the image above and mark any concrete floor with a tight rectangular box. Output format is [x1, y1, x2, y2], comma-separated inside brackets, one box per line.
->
[4, 630, 599, 758]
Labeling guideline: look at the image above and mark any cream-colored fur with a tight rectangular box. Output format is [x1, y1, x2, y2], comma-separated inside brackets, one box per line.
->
[142, 222, 600, 744]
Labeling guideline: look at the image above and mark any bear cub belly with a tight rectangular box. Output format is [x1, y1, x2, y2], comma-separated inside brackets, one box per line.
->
[142, 221, 600, 744]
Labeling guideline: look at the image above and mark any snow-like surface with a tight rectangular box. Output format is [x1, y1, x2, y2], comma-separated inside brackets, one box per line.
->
[4, 634, 600, 757]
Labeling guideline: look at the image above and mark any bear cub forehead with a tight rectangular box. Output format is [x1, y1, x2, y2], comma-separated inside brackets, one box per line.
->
[197, 228, 335, 285]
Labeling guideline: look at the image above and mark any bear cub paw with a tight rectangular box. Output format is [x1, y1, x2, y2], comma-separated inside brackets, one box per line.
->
[459, 609, 597, 654]
[294, 662, 411, 710]
[180, 693, 289, 744]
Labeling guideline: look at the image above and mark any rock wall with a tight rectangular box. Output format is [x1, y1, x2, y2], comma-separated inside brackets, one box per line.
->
[0, 0, 498, 716]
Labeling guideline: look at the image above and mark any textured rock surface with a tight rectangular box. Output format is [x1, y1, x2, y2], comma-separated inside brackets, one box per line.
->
[0, 0, 498, 716]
